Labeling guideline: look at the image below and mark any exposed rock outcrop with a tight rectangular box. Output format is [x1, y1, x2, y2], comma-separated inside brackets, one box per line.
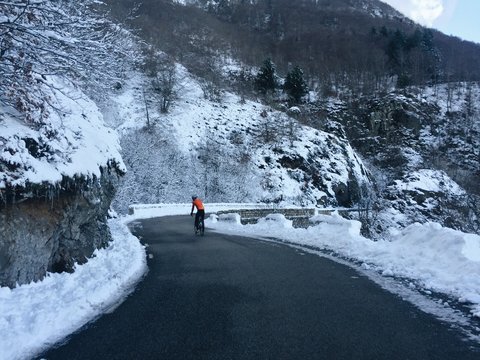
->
[0, 169, 119, 288]
[312, 84, 480, 234]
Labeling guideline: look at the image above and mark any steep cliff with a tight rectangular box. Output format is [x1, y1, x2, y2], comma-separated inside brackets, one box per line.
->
[0, 170, 119, 287]
[0, 78, 125, 287]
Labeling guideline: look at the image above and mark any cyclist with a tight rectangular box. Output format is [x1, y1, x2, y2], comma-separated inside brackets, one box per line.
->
[190, 196, 205, 234]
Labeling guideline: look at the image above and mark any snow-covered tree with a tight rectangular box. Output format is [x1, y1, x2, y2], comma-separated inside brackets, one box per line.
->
[0, 0, 135, 125]
[255, 58, 277, 95]
[283, 65, 308, 104]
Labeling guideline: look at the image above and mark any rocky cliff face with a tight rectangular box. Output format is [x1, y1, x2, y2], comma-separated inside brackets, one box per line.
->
[310, 84, 480, 235]
[0, 169, 119, 288]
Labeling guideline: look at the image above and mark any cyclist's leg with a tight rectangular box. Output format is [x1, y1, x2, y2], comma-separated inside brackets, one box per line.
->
[195, 212, 200, 230]
[199, 210, 205, 229]
[199, 210, 205, 234]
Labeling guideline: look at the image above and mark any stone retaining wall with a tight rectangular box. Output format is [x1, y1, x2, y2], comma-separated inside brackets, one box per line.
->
[216, 208, 361, 228]
[216, 208, 317, 228]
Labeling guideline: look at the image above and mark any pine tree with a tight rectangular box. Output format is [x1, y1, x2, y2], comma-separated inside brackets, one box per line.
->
[255, 58, 277, 94]
[283, 66, 308, 103]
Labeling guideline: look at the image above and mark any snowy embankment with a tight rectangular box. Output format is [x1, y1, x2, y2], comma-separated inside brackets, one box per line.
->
[0, 218, 146, 360]
[207, 212, 480, 320]
[0, 76, 133, 360]
[0, 76, 125, 190]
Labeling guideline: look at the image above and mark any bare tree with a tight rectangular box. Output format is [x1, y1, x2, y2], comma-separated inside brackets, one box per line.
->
[153, 58, 177, 113]
[357, 185, 383, 238]
[142, 88, 151, 128]
[142, 47, 182, 114]
[198, 56, 224, 102]
[0, 0, 136, 125]
[280, 111, 301, 148]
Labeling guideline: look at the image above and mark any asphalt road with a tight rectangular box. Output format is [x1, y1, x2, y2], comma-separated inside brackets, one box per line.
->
[40, 215, 479, 360]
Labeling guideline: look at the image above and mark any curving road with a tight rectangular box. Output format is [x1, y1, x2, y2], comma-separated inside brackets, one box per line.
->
[40, 215, 479, 359]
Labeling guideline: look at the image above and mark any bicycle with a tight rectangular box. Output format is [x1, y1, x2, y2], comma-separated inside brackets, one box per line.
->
[194, 216, 205, 236]
[191, 196, 205, 236]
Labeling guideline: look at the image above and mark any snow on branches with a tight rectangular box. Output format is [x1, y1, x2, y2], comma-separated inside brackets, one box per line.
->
[0, 0, 136, 125]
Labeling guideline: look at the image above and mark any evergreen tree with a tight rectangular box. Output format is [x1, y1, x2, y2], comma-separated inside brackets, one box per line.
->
[386, 29, 406, 69]
[283, 66, 308, 103]
[255, 58, 277, 94]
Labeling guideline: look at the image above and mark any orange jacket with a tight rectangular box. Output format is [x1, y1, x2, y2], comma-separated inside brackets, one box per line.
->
[191, 198, 205, 212]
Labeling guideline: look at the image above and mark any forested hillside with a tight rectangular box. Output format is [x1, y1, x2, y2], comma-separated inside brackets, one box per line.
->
[108, 0, 480, 93]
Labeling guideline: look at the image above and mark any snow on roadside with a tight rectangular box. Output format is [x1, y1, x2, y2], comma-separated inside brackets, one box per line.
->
[0, 218, 146, 360]
[125, 203, 480, 322]
[3, 201, 478, 360]
[206, 212, 480, 320]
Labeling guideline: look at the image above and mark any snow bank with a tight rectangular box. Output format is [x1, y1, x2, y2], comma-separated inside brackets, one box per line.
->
[0, 77, 125, 189]
[382, 223, 480, 313]
[0, 218, 146, 360]
[207, 213, 480, 318]
[257, 214, 293, 229]
[218, 213, 242, 224]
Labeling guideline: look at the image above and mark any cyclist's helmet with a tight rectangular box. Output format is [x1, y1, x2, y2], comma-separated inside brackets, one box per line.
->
[192, 195, 197, 200]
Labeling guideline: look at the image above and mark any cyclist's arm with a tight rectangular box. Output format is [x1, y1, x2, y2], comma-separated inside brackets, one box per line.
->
[190, 202, 194, 215]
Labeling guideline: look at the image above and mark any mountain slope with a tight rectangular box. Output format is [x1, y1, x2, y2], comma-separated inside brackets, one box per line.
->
[315, 83, 480, 234]
[108, 0, 480, 91]
[104, 0, 480, 235]
[109, 70, 371, 213]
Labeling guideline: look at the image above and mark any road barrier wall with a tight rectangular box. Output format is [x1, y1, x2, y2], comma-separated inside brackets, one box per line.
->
[128, 203, 362, 229]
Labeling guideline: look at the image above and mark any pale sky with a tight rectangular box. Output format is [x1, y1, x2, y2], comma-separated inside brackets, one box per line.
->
[381, 0, 480, 44]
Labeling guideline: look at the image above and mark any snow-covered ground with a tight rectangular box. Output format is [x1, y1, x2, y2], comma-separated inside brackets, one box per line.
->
[2, 203, 480, 360]
[109, 69, 370, 211]
[0, 77, 125, 190]
[0, 218, 146, 360]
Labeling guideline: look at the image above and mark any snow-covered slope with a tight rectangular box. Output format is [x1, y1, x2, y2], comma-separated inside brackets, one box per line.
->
[108, 69, 371, 213]
[0, 76, 128, 288]
[0, 77, 125, 193]
[317, 82, 480, 235]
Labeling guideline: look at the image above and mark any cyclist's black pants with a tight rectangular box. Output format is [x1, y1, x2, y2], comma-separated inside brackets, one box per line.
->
[195, 209, 205, 228]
